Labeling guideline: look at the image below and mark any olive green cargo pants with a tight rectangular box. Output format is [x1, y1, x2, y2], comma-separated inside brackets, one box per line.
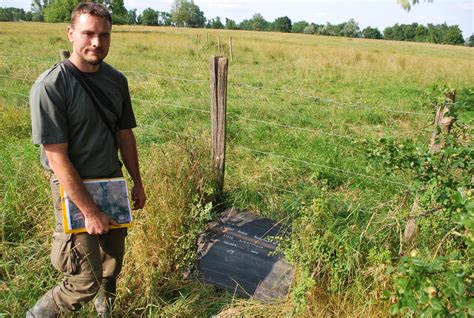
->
[45, 175, 127, 312]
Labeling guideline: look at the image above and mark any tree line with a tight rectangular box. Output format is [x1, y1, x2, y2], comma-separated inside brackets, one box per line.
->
[1, 0, 472, 46]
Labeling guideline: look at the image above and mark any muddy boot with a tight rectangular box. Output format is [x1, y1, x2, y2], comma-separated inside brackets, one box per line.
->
[94, 292, 111, 318]
[26, 291, 60, 318]
[94, 279, 116, 318]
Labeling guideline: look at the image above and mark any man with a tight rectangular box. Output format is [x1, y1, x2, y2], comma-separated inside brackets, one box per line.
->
[28, 3, 146, 317]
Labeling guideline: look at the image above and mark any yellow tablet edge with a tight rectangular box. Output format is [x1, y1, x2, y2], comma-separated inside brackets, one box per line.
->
[59, 184, 71, 234]
[60, 177, 132, 234]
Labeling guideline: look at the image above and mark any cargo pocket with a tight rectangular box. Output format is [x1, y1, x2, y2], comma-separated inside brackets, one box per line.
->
[50, 232, 79, 275]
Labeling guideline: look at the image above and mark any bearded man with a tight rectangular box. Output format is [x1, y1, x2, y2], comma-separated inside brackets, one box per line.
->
[28, 3, 146, 317]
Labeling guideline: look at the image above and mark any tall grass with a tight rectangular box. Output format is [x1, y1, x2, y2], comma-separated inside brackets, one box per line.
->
[1, 22, 473, 316]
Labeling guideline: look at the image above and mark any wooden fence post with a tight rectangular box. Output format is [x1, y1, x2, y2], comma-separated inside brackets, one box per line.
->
[404, 89, 456, 248]
[228, 36, 233, 61]
[210, 56, 228, 195]
[60, 50, 70, 60]
[217, 35, 221, 53]
[429, 89, 456, 154]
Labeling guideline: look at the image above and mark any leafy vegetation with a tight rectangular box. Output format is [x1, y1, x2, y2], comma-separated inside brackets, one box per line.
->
[0, 22, 473, 316]
[364, 86, 473, 316]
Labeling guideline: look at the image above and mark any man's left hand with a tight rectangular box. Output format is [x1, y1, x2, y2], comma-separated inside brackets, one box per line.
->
[131, 183, 146, 209]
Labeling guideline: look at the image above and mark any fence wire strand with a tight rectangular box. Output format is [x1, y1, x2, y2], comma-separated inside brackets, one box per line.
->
[236, 145, 411, 187]
[230, 81, 431, 116]
[0, 88, 29, 99]
[138, 126, 200, 139]
[1, 72, 430, 143]
[123, 70, 208, 85]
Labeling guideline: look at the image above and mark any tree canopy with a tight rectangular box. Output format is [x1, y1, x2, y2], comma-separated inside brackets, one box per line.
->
[141, 7, 158, 26]
[170, 0, 205, 28]
[384, 23, 464, 45]
[43, 0, 80, 23]
[273, 16, 292, 33]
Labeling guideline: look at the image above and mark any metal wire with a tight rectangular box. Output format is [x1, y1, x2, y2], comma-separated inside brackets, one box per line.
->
[238, 146, 411, 187]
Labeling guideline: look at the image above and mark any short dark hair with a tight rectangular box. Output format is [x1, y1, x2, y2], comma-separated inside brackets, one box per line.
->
[70, 3, 112, 27]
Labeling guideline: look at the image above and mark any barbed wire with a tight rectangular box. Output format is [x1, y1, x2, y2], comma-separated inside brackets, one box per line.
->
[0, 63, 427, 118]
[233, 115, 357, 141]
[132, 97, 210, 114]
[0, 74, 35, 84]
[137, 126, 200, 140]
[0, 68, 431, 118]
[123, 70, 208, 85]
[0, 76, 429, 144]
[0, 88, 29, 99]
[236, 145, 411, 187]
[0, 54, 56, 64]
[132, 96, 429, 142]
[230, 82, 431, 116]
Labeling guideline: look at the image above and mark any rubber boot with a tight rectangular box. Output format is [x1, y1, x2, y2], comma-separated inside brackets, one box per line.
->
[26, 290, 60, 318]
[94, 278, 116, 318]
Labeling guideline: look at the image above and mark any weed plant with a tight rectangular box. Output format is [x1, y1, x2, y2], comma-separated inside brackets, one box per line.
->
[1, 22, 473, 316]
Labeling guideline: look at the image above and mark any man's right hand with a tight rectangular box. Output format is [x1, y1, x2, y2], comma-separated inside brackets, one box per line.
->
[84, 210, 120, 235]
[44, 143, 121, 235]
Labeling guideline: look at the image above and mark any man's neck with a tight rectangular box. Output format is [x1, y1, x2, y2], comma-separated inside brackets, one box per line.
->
[69, 53, 101, 73]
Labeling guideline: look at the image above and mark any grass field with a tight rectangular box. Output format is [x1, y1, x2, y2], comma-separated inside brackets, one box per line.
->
[1, 22, 473, 316]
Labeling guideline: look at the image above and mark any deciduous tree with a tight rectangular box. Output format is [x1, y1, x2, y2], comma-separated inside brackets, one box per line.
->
[362, 26, 383, 39]
[292, 21, 309, 33]
[170, 0, 205, 28]
[209, 16, 224, 29]
[141, 7, 158, 26]
[273, 16, 292, 33]
[225, 18, 237, 30]
[340, 18, 361, 38]
[31, 0, 50, 22]
[251, 13, 268, 31]
[467, 34, 474, 47]
[158, 11, 172, 26]
[127, 8, 137, 24]
[43, 0, 80, 23]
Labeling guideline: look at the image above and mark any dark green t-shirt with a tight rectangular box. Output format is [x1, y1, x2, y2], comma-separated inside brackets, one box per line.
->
[30, 62, 136, 179]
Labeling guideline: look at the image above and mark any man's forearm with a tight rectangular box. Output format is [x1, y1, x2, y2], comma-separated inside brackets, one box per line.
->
[118, 129, 146, 209]
[118, 129, 142, 185]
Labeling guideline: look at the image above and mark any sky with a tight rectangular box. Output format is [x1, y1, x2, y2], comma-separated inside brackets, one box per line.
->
[2, 0, 473, 38]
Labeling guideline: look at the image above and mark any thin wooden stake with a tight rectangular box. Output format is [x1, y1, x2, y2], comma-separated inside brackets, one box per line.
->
[217, 35, 221, 53]
[228, 36, 233, 61]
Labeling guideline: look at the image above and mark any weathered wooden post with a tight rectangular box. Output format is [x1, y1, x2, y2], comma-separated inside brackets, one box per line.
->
[60, 50, 70, 60]
[429, 89, 456, 154]
[404, 89, 456, 246]
[210, 56, 228, 195]
[228, 36, 233, 61]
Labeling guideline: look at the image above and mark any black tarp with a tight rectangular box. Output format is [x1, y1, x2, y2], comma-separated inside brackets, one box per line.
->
[195, 208, 295, 301]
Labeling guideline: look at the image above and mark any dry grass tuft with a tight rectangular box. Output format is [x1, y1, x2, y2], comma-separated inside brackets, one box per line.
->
[116, 135, 217, 314]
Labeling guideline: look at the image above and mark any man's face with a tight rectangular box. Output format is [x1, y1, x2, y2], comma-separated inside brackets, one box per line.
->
[67, 14, 111, 67]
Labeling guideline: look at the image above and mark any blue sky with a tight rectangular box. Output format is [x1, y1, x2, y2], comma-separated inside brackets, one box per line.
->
[3, 0, 473, 37]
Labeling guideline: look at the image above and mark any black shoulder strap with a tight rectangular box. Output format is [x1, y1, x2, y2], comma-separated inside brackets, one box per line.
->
[61, 59, 119, 149]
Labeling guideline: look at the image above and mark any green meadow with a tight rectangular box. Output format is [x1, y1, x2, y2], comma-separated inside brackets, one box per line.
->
[1, 22, 473, 316]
